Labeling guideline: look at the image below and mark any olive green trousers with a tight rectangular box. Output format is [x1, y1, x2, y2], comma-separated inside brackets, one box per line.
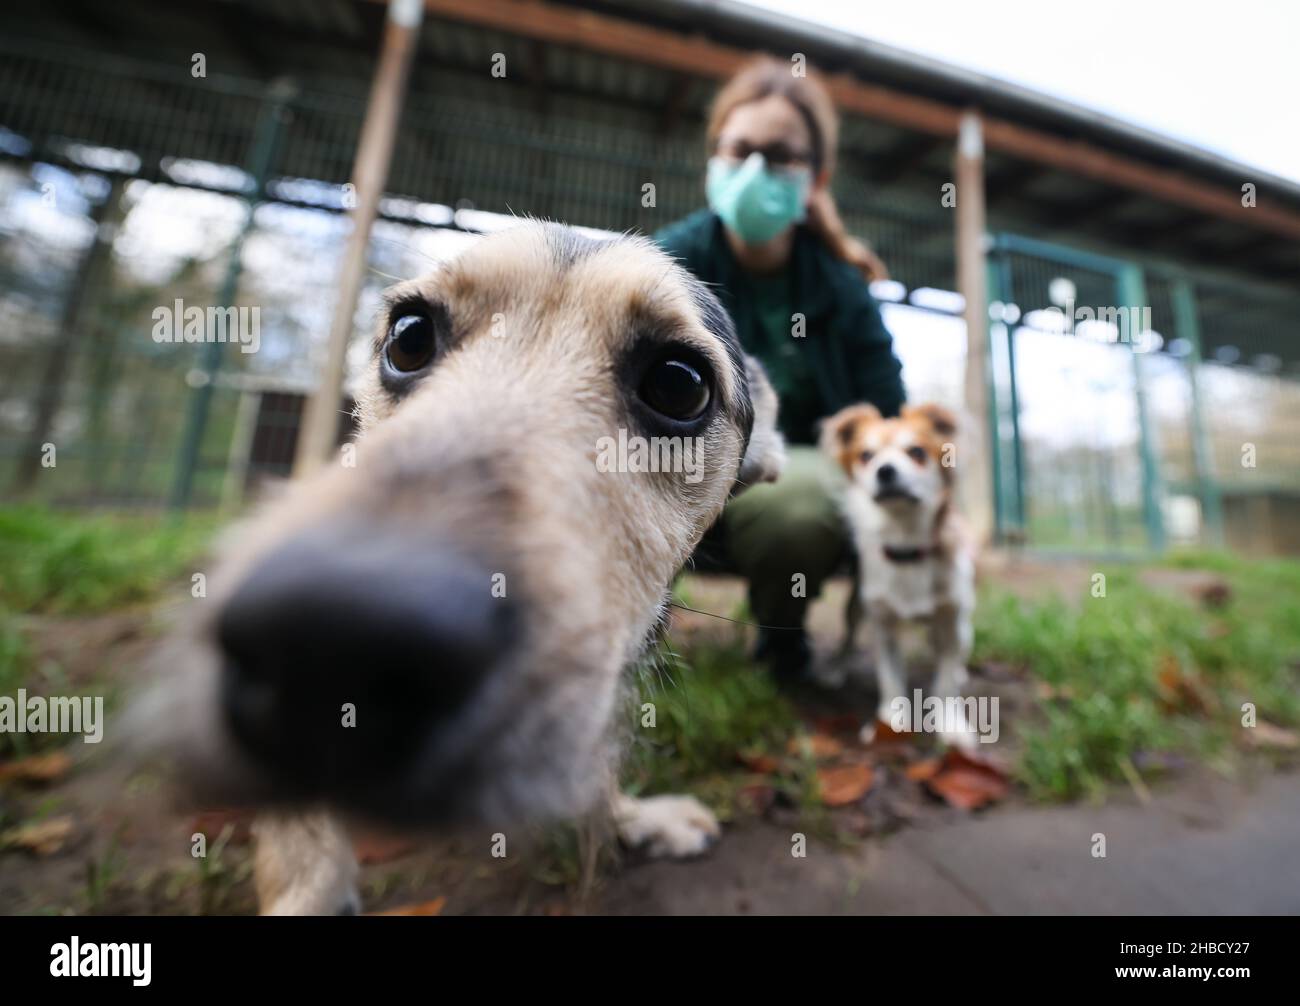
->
[695, 446, 851, 630]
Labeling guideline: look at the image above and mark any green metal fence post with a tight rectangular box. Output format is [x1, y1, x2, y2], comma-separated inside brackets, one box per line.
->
[168, 80, 294, 511]
[1170, 276, 1224, 547]
[984, 247, 1006, 543]
[983, 236, 1029, 544]
[1118, 263, 1166, 551]
[996, 246, 1027, 534]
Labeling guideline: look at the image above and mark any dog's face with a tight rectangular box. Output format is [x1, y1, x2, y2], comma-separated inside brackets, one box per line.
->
[822, 402, 956, 516]
[153, 224, 782, 827]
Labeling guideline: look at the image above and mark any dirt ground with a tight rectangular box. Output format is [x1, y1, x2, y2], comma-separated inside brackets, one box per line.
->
[0, 558, 1287, 916]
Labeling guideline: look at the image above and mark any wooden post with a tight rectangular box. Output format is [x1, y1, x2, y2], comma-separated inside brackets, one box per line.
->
[954, 108, 994, 547]
[293, 0, 424, 477]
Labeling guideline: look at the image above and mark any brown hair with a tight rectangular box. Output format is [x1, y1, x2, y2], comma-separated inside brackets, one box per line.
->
[706, 57, 889, 281]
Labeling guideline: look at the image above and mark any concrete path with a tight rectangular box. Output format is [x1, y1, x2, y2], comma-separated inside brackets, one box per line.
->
[598, 770, 1300, 915]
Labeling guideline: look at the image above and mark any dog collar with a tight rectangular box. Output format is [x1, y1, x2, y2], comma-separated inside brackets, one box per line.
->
[882, 545, 932, 563]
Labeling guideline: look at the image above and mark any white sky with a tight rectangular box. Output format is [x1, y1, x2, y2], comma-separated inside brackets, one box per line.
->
[745, 0, 1300, 185]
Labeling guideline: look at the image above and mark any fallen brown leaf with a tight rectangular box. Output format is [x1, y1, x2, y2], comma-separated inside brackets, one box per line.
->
[865, 719, 911, 745]
[0, 751, 73, 785]
[736, 749, 780, 774]
[1156, 655, 1215, 714]
[367, 896, 446, 916]
[924, 749, 1010, 810]
[904, 757, 942, 782]
[1156, 657, 1181, 704]
[817, 764, 874, 806]
[2, 816, 75, 856]
[942, 747, 1012, 776]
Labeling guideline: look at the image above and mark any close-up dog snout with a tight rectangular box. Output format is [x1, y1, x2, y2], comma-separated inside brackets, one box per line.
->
[214, 526, 517, 801]
[875, 462, 897, 486]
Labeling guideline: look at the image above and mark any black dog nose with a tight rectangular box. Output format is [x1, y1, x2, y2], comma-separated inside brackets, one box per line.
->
[876, 463, 898, 485]
[216, 528, 516, 800]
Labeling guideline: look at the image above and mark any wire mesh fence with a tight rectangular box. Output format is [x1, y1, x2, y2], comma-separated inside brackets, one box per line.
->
[989, 249, 1151, 553]
[1, 39, 1298, 555]
[0, 40, 955, 513]
[989, 236, 1300, 554]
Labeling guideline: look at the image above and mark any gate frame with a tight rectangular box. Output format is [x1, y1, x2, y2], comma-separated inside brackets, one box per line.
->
[984, 232, 1226, 553]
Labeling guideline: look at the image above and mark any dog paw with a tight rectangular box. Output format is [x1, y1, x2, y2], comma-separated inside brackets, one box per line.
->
[614, 793, 720, 859]
[940, 724, 979, 751]
[932, 665, 970, 696]
[936, 696, 979, 751]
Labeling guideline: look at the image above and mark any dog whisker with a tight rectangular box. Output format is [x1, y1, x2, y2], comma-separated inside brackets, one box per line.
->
[366, 265, 410, 283]
[667, 600, 801, 632]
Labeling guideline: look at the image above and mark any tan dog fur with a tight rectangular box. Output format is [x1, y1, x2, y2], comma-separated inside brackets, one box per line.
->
[141, 223, 784, 913]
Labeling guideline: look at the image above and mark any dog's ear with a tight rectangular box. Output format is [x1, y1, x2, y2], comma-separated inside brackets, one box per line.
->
[819, 403, 881, 473]
[902, 402, 958, 438]
[734, 355, 786, 493]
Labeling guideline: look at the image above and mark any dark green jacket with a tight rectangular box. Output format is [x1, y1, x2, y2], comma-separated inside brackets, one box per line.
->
[655, 209, 905, 445]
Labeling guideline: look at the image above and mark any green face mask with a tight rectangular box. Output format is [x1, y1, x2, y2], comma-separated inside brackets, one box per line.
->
[706, 152, 811, 246]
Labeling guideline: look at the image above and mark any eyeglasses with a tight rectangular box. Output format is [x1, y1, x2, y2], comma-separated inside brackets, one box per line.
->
[715, 140, 814, 172]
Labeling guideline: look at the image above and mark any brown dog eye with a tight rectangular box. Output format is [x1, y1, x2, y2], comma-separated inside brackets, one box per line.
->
[859, 450, 874, 464]
[906, 446, 928, 464]
[387, 313, 437, 373]
[640, 358, 710, 422]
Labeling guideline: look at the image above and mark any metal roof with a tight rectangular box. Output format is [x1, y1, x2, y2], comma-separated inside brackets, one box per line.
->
[1, 0, 1295, 289]
[639, 0, 1300, 203]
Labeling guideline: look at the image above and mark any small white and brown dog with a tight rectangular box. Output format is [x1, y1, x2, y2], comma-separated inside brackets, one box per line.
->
[821, 402, 976, 747]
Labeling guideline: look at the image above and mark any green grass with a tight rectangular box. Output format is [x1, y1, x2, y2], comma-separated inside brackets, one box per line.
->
[0, 611, 30, 694]
[0, 611, 41, 758]
[974, 555, 1300, 801]
[622, 634, 800, 815]
[3, 502, 1296, 814]
[0, 506, 215, 615]
[0, 506, 216, 754]
[633, 551, 1300, 812]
